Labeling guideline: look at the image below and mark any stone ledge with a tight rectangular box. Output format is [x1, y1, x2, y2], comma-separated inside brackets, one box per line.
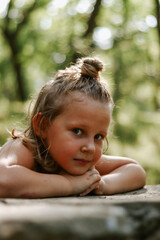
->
[0, 185, 160, 240]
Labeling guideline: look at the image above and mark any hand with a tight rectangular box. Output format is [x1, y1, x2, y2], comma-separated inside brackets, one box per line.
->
[92, 178, 105, 195]
[60, 168, 101, 196]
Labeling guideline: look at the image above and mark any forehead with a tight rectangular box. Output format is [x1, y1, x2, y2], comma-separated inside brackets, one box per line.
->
[65, 91, 111, 110]
[62, 91, 111, 126]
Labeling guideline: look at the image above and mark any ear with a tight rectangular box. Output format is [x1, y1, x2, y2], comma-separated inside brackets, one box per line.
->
[33, 113, 48, 139]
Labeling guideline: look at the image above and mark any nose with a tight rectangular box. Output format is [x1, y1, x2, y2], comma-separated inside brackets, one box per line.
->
[80, 138, 95, 154]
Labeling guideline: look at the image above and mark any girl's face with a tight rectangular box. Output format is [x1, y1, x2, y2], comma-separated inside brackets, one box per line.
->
[44, 92, 111, 175]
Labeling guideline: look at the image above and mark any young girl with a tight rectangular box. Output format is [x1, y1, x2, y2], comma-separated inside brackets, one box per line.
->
[0, 57, 146, 198]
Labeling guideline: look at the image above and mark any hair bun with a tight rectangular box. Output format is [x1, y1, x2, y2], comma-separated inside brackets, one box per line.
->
[79, 57, 104, 79]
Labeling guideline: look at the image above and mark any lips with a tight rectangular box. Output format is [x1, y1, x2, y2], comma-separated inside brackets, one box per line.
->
[73, 158, 91, 166]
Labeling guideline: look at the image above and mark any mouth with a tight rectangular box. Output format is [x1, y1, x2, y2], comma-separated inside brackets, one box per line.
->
[73, 158, 91, 166]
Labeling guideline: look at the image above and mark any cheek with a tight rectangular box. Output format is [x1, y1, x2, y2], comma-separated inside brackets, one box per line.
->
[93, 146, 103, 164]
[51, 138, 78, 157]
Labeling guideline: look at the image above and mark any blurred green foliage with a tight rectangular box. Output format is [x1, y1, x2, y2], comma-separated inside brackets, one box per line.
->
[0, 0, 160, 184]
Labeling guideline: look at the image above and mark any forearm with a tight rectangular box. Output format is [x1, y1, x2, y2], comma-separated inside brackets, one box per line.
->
[0, 165, 101, 198]
[0, 165, 72, 198]
[102, 163, 146, 195]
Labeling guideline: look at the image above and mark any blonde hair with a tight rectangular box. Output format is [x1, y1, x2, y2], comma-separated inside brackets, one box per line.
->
[12, 57, 113, 173]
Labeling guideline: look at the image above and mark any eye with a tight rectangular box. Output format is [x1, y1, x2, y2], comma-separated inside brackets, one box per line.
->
[95, 134, 104, 140]
[72, 128, 82, 135]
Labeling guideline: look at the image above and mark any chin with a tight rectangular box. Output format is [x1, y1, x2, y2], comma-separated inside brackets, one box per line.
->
[67, 168, 88, 176]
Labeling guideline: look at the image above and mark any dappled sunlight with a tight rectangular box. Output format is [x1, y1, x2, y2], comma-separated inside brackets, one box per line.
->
[0, 0, 10, 18]
[93, 27, 113, 50]
[145, 15, 157, 28]
[76, 0, 94, 14]
[40, 17, 52, 30]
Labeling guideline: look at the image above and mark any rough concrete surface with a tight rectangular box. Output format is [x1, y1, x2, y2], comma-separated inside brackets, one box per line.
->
[0, 185, 160, 240]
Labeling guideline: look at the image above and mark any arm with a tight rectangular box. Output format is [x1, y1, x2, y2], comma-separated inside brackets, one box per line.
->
[94, 155, 146, 195]
[0, 139, 100, 198]
[0, 164, 100, 198]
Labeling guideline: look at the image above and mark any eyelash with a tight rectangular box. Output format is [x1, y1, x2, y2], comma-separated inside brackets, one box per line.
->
[72, 128, 82, 135]
[72, 128, 104, 140]
[95, 134, 104, 140]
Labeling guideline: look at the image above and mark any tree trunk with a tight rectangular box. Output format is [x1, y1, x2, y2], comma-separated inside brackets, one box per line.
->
[155, 0, 160, 48]
[154, 0, 160, 109]
[3, 29, 26, 101]
[1, 0, 39, 101]
[84, 0, 102, 37]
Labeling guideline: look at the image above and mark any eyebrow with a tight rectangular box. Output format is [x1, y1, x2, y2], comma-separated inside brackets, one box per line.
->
[69, 122, 108, 134]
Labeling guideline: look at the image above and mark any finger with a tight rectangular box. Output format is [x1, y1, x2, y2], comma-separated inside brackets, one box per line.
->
[87, 173, 101, 185]
[80, 182, 100, 196]
[93, 188, 103, 195]
[87, 168, 100, 176]
[87, 167, 94, 171]
[88, 166, 97, 172]
[80, 185, 98, 196]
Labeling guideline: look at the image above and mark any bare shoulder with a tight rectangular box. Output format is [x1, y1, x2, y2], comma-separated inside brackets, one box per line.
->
[0, 138, 34, 169]
[95, 154, 139, 175]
